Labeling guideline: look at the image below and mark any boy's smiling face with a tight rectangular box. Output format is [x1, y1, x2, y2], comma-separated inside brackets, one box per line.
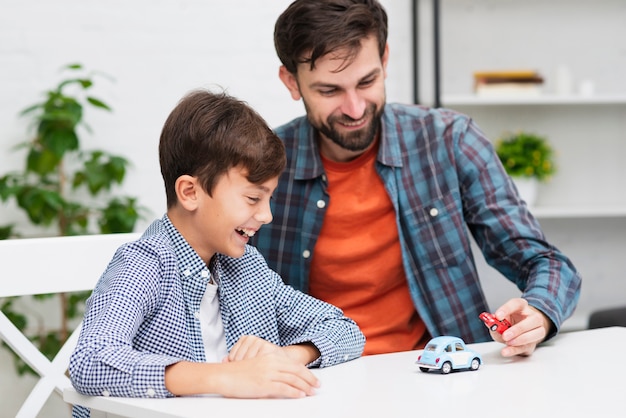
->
[171, 165, 277, 263]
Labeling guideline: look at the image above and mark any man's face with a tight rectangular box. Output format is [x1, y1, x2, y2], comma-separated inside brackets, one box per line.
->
[280, 36, 388, 161]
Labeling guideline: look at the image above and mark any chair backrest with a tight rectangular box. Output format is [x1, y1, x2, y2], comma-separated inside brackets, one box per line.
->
[0, 232, 141, 418]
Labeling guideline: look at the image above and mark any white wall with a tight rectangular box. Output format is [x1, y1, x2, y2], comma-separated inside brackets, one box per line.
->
[0, 1, 411, 416]
[416, 0, 626, 102]
[0, 0, 413, 238]
[1, 0, 625, 416]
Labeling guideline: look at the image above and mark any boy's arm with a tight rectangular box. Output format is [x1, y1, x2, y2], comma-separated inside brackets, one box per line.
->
[71, 239, 183, 399]
[164, 354, 320, 398]
[270, 275, 365, 367]
[283, 342, 321, 364]
[224, 335, 320, 365]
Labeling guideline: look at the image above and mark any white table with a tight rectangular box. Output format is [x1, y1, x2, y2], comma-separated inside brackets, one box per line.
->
[64, 327, 625, 418]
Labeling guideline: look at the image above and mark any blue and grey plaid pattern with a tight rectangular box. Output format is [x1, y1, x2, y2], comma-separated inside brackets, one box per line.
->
[70, 215, 365, 417]
[253, 102, 581, 344]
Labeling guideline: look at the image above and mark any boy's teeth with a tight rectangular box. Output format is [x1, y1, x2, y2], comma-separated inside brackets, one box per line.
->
[237, 228, 255, 237]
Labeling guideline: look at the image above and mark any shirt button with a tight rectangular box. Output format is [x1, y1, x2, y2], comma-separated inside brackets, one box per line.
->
[302, 250, 311, 259]
[201, 270, 209, 278]
[183, 268, 191, 277]
[102, 390, 110, 397]
[194, 311, 200, 319]
[429, 208, 439, 217]
[316, 200, 326, 209]
[146, 388, 156, 397]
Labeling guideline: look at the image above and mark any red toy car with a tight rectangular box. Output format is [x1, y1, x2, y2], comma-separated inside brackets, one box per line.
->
[479, 312, 511, 334]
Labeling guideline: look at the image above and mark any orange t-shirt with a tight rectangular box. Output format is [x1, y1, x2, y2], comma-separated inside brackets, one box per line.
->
[309, 141, 427, 355]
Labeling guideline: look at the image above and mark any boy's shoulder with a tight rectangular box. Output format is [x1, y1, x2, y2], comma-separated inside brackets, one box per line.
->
[115, 218, 178, 265]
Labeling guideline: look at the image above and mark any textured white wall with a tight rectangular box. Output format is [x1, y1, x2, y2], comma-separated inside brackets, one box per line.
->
[1, 0, 624, 416]
[0, 1, 411, 416]
[0, 0, 412, 237]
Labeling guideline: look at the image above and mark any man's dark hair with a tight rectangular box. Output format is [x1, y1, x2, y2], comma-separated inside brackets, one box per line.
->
[274, 0, 388, 74]
[159, 89, 286, 208]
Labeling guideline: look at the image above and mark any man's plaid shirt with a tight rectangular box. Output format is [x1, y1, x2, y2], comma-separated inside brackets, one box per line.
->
[253, 103, 581, 344]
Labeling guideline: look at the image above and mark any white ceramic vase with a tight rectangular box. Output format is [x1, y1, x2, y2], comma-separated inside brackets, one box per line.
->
[512, 177, 538, 208]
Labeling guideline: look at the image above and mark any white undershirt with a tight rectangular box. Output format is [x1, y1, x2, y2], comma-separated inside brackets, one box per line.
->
[199, 277, 228, 363]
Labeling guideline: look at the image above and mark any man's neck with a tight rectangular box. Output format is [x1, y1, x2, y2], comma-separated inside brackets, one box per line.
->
[318, 133, 379, 163]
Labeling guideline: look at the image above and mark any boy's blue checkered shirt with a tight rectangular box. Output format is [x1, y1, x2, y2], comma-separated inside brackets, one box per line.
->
[253, 103, 581, 344]
[70, 215, 365, 417]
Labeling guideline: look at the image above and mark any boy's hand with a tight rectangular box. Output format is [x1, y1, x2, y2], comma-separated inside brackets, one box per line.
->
[218, 353, 320, 398]
[165, 354, 320, 398]
[224, 335, 321, 365]
[493, 298, 552, 357]
[224, 335, 282, 362]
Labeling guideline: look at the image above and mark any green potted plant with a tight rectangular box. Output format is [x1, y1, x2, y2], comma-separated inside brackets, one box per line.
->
[0, 63, 147, 375]
[495, 130, 556, 206]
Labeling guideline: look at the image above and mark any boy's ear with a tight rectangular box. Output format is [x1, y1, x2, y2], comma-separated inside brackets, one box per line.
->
[278, 66, 302, 101]
[175, 175, 201, 211]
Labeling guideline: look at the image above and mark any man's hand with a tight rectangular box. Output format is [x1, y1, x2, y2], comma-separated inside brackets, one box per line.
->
[491, 298, 552, 357]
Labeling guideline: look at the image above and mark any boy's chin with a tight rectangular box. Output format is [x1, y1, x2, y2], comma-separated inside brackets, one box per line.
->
[223, 244, 246, 259]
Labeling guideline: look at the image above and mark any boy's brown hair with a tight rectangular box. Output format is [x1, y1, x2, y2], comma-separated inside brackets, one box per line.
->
[274, 0, 388, 74]
[159, 89, 286, 208]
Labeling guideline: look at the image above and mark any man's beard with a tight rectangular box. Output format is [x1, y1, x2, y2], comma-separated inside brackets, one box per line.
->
[305, 102, 384, 152]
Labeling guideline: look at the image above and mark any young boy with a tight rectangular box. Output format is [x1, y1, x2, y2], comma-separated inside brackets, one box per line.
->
[69, 89, 365, 417]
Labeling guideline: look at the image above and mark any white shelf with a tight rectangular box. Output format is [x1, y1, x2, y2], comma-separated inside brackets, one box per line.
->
[529, 206, 626, 219]
[442, 94, 626, 106]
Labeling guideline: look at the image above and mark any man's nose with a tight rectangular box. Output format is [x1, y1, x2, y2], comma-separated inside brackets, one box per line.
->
[340, 90, 367, 120]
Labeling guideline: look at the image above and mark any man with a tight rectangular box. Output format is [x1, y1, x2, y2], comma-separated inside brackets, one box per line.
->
[252, 0, 581, 357]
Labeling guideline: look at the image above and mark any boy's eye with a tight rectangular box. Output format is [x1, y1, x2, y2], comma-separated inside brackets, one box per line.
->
[247, 196, 261, 203]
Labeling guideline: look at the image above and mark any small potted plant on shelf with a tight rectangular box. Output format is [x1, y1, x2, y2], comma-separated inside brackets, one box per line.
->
[495, 130, 556, 207]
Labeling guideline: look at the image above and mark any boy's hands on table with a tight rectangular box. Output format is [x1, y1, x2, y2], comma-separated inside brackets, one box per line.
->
[165, 336, 320, 399]
[224, 335, 320, 364]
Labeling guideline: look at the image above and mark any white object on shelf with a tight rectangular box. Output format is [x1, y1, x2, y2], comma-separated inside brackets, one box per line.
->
[475, 83, 543, 98]
[554, 65, 574, 95]
[512, 177, 538, 208]
[578, 80, 595, 96]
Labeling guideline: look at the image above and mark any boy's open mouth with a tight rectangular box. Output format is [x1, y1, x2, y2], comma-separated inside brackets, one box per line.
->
[236, 228, 255, 238]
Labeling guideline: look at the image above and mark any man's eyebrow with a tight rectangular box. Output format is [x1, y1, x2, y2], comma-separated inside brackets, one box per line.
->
[309, 68, 382, 89]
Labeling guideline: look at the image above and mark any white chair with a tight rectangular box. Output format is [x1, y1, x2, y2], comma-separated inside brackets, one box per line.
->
[0, 233, 141, 418]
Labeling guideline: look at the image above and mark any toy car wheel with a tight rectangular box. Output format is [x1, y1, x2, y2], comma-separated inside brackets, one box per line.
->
[470, 358, 480, 371]
[490, 324, 498, 332]
[419, 367, 429, 372]
[441, 362, 452, 374]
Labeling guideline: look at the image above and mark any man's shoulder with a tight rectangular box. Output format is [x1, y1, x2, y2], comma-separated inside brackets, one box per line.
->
[274, 115, 309, 137]
[385, 102, 467, 123]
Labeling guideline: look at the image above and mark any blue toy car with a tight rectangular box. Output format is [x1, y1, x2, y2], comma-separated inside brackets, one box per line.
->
[416, 336, 482, 374]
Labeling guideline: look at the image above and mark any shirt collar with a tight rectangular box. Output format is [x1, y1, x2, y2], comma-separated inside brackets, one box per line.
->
[161, 214, 213, 283]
